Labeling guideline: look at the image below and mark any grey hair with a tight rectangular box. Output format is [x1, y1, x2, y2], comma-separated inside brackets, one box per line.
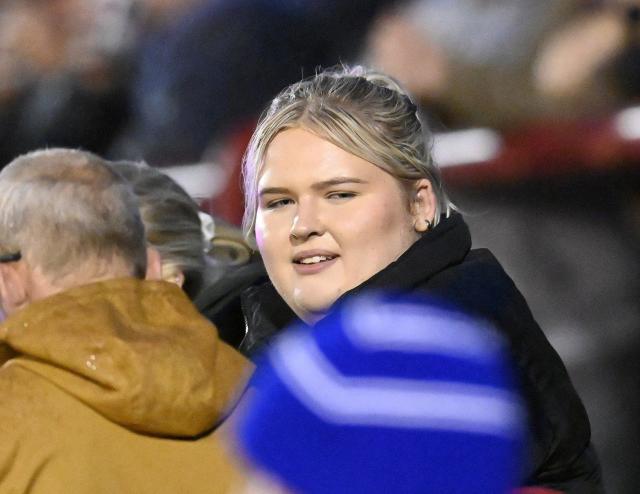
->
[0, 148, 146, 281]
[109, 161, 207, 299]
[242, 65, 454, 236]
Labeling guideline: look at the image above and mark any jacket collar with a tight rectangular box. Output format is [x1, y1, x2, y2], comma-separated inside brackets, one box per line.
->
[242, 214, 471, 353]
[336, 212, 471, 300]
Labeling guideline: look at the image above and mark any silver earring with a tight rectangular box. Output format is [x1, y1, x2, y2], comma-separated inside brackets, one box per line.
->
[425, 219, 432, 231]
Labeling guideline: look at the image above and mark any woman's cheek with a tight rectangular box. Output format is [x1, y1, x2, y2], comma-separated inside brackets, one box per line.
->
[254, 213, 269, 252]
[254, 225, 265, 251]
[255, 215, 287, 265]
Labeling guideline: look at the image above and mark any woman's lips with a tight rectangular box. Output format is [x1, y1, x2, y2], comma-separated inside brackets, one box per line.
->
[292, 256, 338, 275]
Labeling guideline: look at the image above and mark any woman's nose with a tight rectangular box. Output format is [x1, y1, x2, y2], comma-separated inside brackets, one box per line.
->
[290, 203, 324, 241]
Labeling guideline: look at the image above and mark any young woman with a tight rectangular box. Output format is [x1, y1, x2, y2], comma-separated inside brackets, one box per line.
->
[234, 66, 603, 491]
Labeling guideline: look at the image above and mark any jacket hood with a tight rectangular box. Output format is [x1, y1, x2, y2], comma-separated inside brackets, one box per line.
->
[0, 277, 251, 437]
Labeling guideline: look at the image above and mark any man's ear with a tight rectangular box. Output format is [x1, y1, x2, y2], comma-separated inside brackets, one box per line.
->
[0, 263, 29, 316]
[411, 178, 437, 233]
[145, 246, 163, 281]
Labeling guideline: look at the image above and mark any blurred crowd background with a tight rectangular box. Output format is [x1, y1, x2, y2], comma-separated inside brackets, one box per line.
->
[0, 0, 638, 491]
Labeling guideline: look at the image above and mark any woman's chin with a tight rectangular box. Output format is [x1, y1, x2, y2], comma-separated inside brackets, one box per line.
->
[291, 294, 336, 325]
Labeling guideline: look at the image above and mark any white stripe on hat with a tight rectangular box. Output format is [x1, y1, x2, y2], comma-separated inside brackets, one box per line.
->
[270, 333, 522, 437]
[342, 297, 504, 361]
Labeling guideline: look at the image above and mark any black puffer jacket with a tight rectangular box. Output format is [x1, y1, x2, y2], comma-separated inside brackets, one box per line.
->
[200, 213, 603, 491]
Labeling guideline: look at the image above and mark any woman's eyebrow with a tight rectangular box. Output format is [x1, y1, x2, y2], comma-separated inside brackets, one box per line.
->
[311, 177, 368, 190]
[259, 186, 290, 197]
[259, 178, 367, 196]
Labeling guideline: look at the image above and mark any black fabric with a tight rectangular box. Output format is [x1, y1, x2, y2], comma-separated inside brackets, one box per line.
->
[238, 277, 297, 355]
[195, 260, 270, 348]
[226, 213, 603, 492]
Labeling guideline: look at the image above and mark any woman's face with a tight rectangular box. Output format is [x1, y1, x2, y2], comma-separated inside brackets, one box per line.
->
[255, 128, 430, 324]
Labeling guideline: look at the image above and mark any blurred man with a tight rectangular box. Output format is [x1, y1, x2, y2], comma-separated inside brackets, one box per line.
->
[0, 149, 251, 493]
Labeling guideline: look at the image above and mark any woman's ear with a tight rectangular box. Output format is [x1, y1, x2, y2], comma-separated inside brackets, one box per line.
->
[165, 270, 185, 288]
[146, 248, 185, 287]
[411, 179, 437, 233]
[145, 246, 164, 281]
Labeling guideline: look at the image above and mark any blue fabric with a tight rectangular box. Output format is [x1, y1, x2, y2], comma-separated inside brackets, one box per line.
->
[235, 294, 525, 493]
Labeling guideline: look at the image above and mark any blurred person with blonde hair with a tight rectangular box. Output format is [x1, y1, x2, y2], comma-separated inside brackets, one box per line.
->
[110, 160, 212, 296]
[110, 159, 258, 346]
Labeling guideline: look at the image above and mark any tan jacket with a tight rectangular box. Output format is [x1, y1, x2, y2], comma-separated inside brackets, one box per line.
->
[0, 278, 252, 493]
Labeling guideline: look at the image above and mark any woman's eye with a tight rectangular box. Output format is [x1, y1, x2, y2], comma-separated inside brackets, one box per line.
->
[266, 198, 293, 209]
[327, 192, 356, 200]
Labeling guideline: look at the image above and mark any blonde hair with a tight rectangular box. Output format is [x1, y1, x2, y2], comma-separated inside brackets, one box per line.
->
[242, 65, 454, 236]
[109, 161, 207, 299]
[0, 148, 146, 281]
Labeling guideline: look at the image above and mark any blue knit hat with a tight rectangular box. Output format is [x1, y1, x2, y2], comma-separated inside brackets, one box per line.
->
[235, 294, 525, 494]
